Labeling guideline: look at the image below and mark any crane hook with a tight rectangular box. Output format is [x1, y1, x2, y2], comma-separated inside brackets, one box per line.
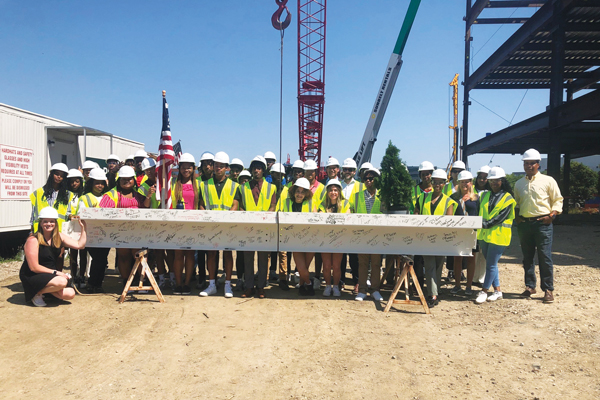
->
[271, 0, 291, 30]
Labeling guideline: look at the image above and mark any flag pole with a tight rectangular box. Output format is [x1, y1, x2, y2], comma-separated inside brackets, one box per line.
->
[161, 90, 167, 210]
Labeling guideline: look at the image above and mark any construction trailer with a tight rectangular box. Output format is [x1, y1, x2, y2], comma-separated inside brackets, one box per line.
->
[0, 103, 145, 240]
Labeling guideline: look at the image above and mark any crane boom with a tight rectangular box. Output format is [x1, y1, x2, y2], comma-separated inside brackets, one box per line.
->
[353, 0, 421, 170]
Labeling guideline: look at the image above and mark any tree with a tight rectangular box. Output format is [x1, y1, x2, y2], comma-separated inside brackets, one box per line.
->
[560, 161, 599, 206]
[505, 173, 521, 189]
[378, 141, 414, 212]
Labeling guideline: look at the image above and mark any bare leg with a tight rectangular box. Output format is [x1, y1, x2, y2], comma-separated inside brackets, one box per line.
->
[321, 253, 333, 286]
[184, 250, 195, 286]
[332, 253, 343, 286]
[466, 256, 475, 288]
[453, 256, 463, 288]
[117, 248, 134, 280]
[207, 250, 218, 280]
[173, 250, 185, 286]
[223, 251, 234, 281]
[293, 253, 314, 285]
[155, 249, 167, 275]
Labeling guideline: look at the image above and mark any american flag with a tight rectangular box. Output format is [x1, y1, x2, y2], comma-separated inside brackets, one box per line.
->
[156, 94, 175, 209]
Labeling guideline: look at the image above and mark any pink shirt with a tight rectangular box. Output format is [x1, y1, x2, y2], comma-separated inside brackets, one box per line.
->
[181, 183, 195, 210]
[99, 192, 146, 208]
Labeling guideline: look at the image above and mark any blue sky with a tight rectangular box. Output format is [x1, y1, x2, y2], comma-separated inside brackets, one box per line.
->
[1, 0, 548, 173]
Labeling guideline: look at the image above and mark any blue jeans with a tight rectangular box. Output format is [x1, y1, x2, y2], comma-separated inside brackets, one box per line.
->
[517, 220, 554, 291]
[479, 241, 506, 291]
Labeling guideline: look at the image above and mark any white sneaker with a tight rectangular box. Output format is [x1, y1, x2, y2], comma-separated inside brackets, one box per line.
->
[366, 279, 371, 287]
[487, 291, 503, 302]
[323, 286, 332, 297]
[475, 291, 488, 304]
[224, 282, 233, 298]
[332, 286, 341, 297]
[355, 293, 367, 302]
[200, 284, 217, 297]
[372, 291, 384, 302]
[31, 293, 47, 307]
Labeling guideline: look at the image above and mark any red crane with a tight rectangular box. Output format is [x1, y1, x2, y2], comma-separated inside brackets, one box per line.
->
[297, 0, 326, 169]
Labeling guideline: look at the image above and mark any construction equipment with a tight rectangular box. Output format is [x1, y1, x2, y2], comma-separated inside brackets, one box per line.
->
[353, 0, 421, 172]
[447, 73, 460, 172]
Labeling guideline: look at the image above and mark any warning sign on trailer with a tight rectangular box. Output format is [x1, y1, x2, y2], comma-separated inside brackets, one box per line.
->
[0, 144, 34, 199]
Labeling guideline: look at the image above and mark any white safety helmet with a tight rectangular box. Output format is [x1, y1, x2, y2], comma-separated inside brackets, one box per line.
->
[179, 153, 196, 165]
[451, 160, 466, 170]
[230, 158, 244, 168]
[270, 163, 285, 174]
[50, 163, 69, 174]
[239, 170, 251, 179]
[214, 151, 230, 165]
[457, 171, 474, 181]
[89, 168, 107, 181]
[264, 151, 277, 161]
[134, 149, 148, 159]
[107, 154, 121, 162]
[250, 155, 267, 169]
[487, 166, 506, 180]
[38, 207, 59, 220]
[477, 165, 491, 174]
[366, 167, 381, 177]
[326, 178, 342, 189]
[418, 161, 435, 171]
[292, 160, 305, 169]
[326, 157, 340, 168]
[294, 177, 310, 190]
[360, 162, 374, 171]
[431, 169, 448, 180]
[342, 158, 357, 169]
[522, 148, 541, 161]
[303, 159, 318, 170]
[82, 160, 99, 170]
[67, 169, 83, 179]
[141, 158, 156, 171]
[126, 155, 135, 162]
[200, 152, 215, 162]
[118, 165, 136, 178]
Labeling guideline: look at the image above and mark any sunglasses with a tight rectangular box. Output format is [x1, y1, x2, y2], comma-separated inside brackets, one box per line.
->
[364, 176, 375, 181]
[342, 168, 355, 172]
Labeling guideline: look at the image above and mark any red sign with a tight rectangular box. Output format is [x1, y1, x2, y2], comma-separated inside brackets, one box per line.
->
[0, 144, 34, 199]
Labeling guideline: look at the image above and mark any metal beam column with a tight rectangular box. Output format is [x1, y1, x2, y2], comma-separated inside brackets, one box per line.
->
[562, 152, 570, 214]
[547, 1, 565, 181]
[462, 0, 473, 165]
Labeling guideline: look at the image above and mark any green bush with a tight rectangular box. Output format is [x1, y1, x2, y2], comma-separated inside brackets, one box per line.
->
[379, 141, 413, 211]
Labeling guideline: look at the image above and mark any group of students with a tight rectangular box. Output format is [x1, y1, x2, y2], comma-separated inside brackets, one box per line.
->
[22, 148, 557, 309]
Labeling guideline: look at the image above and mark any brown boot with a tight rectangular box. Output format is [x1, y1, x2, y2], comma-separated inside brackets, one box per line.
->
[543, 290, 554, 303]
[520, 287, 537, 298]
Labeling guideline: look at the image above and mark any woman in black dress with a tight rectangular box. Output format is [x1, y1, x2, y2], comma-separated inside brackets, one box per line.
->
[20, 207, 87, 307]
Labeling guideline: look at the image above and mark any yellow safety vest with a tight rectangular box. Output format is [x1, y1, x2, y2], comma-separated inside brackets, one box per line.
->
[239, 179, 276, 211]
[350, 189, 382, 214]
[102, 189, 120, 208]
[443, 181, 457, 197]
[200, 178, 238, 211]
[477, 191, 516, 246]
[312, 181, 326, 205]
[30, 188, 73, 232]
[281, 197, 314, 212]
[417, 192, 456, 216]
[276, 185, 290, 211]
[318, 199, 350, 213]
[170, 180, 198, 209]
[76, 193, 101, 214]
[138, 182, 160, 209]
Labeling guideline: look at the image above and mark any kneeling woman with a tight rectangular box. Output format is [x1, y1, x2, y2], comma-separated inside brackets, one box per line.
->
[318, 179, 350, 297]
[281, 178, 316, 296]
[20, 207, 87, 307]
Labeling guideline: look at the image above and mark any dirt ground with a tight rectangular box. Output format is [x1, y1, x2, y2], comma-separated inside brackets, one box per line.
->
[1, 223, 599, 400]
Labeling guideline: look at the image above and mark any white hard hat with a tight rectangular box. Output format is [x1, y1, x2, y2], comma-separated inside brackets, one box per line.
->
[141, 158, 156, 171]
[126, 154, 135, 162]
[294, 177, 310, 190]
[270, 163, 285, 174]
[522, 148, 541, 161]
[67, 169, 83, 179]
[89, 168, 107, 181]
[365, 167, 381, 177]
[457, 171, 474, 181]
[326, 157, 340, 167]
[292, 160, 305, 169]
[360, 162, 373, 171]
[50, 163, 69, 174]
[477, 165, 491, 174]
[118, 165, 136, 178]
[107, 154, 121, 162]
[214, 151, 230, 164]
[239, 170, 251, 179]
[488, 166, 506, 180]
[134, 150, 148, 159]
[230, 158, 244, 168]
[200, 152, 215, 162]
[303, 159, 318, 170]
[179, 153, 196, 165]
[451, 160, 466, 170]
[250, 155, 267, 168]
[326, 178, 342, 189]
[342, 158, 357, 169]
[418, 161, 434, 171]
[431, 169, 448, 180]
[264, 151, 276, 161]
[82, 160, 98, 170]
[38, 206, 59, 220]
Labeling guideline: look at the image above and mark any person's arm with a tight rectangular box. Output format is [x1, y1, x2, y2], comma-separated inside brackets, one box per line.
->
[24, 237, 68, 278]
[143, 184, 155, 208]
[234, 187, 244, 211]
[231, 199, 239, 211]
[59, 218, 87, 249]
[482, 206, 512, 229]
[445, 204, 454, 215]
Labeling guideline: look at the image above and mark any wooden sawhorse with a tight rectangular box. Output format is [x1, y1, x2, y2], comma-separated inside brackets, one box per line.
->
[119, 249, 165, 304]
[383, 255, 430, 314]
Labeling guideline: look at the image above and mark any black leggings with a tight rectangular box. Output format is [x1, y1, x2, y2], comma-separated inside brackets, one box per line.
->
[87, 247, 110, 287]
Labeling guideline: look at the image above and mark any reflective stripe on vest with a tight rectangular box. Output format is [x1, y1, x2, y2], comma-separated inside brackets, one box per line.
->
[417, 192, 455, 216]
[30, 188, 72, 232]
[351, 190, 382, 214]
[477, 191, 516, 246]
[318, 199, 349, 213]
[77, 193, 100, 214]
[104, 189, 119, 208]
[282, 198, 313, 212]
[201, 178, 238, 211]
[241, 179, 275, 211]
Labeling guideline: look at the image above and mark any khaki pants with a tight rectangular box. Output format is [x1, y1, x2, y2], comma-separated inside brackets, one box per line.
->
[358, 254, 382, 294]
[278, 251, 288, 280]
